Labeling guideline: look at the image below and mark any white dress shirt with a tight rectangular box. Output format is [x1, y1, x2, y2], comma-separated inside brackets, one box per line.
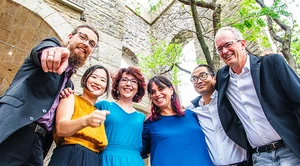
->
[189, 91, 247, 165]
[226, 54, 281, 148]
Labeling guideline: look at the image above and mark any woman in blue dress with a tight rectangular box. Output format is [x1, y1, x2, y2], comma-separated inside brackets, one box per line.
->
[142, 76, 213, 166]
[95, 66, 147, 166]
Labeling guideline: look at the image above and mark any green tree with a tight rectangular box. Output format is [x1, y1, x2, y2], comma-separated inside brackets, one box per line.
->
[137, 38, 184, 84]
[227, 0, 300, 71]
[178, 0, 221, 71]
[138, 0, 299, 75]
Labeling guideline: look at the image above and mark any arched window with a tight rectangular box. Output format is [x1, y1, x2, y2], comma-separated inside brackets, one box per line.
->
[178, 39, 199, 106]
[122, 47, 138, 67]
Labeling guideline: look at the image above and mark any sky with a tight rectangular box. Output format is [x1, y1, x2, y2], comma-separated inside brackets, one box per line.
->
[178, 40, 198, 106]
[139, 0, 160, 9]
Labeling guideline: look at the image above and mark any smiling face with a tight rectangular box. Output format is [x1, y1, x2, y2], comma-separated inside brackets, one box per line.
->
[149, 81, 174, 110]
[191, 66, 215, 96]
[118, 73, 138, 101]
[67, 27, 98, 68]
[215, 30, 247, 74]
[84, 68, 108, 97]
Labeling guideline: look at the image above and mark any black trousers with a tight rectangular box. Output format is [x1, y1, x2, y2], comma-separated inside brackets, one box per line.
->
[0, 125, 44, 166]
[49, 144, 100, 166]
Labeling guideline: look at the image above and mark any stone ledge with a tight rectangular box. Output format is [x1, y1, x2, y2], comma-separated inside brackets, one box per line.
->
[56, 0, 84, 13]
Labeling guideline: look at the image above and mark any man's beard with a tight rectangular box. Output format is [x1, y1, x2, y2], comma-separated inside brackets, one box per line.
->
[68, 52, 87, 68]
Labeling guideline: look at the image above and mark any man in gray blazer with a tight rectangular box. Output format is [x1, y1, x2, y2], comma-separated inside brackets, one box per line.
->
[215, 26, 300, 165]
[0, 25, 99, 165]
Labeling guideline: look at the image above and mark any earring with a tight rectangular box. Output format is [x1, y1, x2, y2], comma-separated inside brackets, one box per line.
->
[171, 95, 173, 99]
[116, 89, 120, 99]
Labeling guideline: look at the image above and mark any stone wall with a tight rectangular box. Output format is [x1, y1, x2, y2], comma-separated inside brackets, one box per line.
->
[0, 0, 61, 94]
[150, 0, 264, 68]
[5, 0, 267, 108]
[8, 0, 153, 111]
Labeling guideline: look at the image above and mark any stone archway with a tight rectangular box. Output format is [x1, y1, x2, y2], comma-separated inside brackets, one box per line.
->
[12, 0, 73, 39]
[0, 0, 72, 95]
[170, 30, 199, 105]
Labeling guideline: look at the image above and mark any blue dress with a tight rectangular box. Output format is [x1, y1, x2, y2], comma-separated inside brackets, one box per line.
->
[95, 100, 145, 166]
[142, 110, 213, 166]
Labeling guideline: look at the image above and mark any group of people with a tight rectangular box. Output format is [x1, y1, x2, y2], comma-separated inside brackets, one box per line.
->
[0, 24, 299, 166]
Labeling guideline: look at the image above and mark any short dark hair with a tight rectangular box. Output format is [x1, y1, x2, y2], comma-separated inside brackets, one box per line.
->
[193, 64, 215, 76]
[71, 25, 99, 43]
[147, 76, 184, 121]
[111, 66, 146, 103]
[81, 65, 110, 98]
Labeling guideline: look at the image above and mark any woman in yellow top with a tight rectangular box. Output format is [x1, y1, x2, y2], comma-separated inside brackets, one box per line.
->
[49, 65, 110, 165]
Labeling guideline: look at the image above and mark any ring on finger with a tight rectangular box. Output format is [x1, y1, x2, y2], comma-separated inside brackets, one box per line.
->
[48, 54, 55, 57]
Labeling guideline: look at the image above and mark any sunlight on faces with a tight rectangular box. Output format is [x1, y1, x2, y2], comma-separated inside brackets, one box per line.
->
[67, 27, 98, 68]
[85, 68, 108, 97]
[118, 73, 138, 100]
[191, 67, 215, 96]
[150, 82, 173, 110]
[215, 30, 247, 71]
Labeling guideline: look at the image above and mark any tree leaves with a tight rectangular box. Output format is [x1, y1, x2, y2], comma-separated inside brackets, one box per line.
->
[137, 38, 183, 79]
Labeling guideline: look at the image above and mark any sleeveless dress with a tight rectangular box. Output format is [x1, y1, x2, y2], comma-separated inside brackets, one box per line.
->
[142, 110, 213, 166]
[95, 100, 145, 166]
[49, 95, 108, 165]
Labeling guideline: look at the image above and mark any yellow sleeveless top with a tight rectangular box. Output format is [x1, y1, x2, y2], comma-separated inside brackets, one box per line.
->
[54, 95, 108, 153]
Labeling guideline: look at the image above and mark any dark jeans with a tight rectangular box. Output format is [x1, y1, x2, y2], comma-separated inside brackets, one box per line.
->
[0, 125, 44, 166]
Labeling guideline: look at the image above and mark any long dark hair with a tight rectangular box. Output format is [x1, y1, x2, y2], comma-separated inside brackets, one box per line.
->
[81, 65, 110, 98]
[147, 76, 184, 121]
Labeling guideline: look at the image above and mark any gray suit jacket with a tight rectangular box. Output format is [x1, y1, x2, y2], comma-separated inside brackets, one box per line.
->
[0, 38, 73, 147]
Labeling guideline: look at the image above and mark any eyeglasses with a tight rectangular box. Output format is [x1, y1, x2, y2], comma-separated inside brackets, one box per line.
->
[120, 77, 138, 86]
[190, 72, 213, 84]
[77, 32, 98, 48]
[216, 40, 241, 54]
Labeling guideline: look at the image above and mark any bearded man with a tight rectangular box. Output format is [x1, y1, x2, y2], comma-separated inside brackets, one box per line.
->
[0, 24, 99, 166]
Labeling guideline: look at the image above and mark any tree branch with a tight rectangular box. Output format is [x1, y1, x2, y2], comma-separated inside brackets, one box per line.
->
[178, 0, 215, 10]
[175, 63, 191, 74]
[266, 16, 283, 43]
[189, 0, 214, 70]
[160, 65, 174, 75]
[255, 0, 289, 31]
[255, 0, 295, 70]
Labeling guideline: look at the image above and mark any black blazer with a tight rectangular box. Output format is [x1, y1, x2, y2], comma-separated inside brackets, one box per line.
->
[216, 54, 300, 159]
[0, 38, 73, 149]
[191, 96, 202, 108]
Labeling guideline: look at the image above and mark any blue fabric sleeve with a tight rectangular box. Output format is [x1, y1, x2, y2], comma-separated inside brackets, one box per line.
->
[141, 119, 151, 159]
[95, 100, 109, 110]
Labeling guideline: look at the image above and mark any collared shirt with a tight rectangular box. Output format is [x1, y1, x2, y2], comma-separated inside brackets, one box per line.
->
[226, 54, 281, 148]
[191, 91, 247, 165]
[36, 66, 73, 132]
